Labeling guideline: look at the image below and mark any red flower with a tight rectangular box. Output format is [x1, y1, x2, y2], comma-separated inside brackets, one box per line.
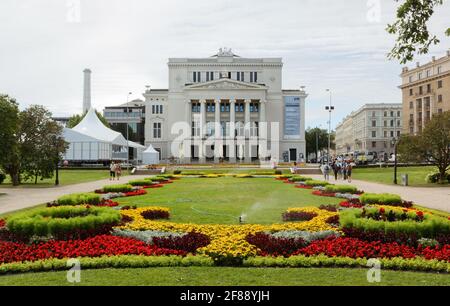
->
[379, 208, 385, 214]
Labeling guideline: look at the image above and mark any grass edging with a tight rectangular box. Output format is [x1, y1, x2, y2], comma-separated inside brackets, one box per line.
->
[1, 255, 449, 275]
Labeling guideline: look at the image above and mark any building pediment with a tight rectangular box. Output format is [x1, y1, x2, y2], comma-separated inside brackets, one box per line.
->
[185, 79, 267, 90]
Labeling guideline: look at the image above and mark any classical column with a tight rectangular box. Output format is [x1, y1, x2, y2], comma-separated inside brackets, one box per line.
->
[258, 100, 267, 161]
[214, 100, 221, 163]
[259, 100, 266, 124]
[199, 100, 207, 163]
[229, 99, 236, 163]
[184, 100, 192, 163]
[244, 99, 252, 163]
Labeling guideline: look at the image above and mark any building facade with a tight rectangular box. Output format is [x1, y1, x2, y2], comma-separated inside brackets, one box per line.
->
[335, 103, 402, 160]
[133, 49, 307, 163]
[400, 50, 450, 135]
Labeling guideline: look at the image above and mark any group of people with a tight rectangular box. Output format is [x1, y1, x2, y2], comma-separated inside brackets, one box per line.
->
[322, 158, 355, 183]
[109, 161, 122, 181]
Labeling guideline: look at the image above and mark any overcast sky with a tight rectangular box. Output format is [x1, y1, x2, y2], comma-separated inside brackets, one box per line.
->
[0, 0, 449, 129]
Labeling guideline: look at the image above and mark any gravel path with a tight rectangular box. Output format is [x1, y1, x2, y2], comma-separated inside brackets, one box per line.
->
[0, 175, 149, 215]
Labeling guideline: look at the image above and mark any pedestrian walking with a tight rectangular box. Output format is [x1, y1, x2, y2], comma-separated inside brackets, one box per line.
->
[109, 161, 116, 181]
[115, 162, 122, 181]
[347, 162, 353, 183]
[322, 163, 330, 181]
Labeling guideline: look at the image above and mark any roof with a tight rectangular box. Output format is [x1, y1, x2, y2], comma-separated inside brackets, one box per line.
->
[144, 144, 159, 153]
[68, 108, 128, 146]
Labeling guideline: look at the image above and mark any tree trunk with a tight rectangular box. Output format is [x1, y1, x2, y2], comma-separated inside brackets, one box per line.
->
[439, 166, 447, 184]
[34, 174, 38, 184]
[10, 172, 20, 186]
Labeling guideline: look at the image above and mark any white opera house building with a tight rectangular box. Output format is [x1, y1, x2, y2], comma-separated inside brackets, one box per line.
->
[137, 48, 308, 163]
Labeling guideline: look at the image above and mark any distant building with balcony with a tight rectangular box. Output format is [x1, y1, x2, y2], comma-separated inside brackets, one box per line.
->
[400, 49, 450, 134]
[335, 103, 402, 160]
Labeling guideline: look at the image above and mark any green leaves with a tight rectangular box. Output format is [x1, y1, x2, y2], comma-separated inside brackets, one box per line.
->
[387, 0, 446, 64]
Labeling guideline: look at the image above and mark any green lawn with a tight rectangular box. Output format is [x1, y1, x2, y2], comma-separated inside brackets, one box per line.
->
[352, 166, 447, 187]
[116, 177, 341, 224]
[0, 170, 110, 188]
[1, 267, 449, 286]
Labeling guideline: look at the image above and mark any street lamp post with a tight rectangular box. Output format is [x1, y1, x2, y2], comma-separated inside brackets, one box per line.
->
[126, 92, 132, 172]
[392, 137, 398, 184]
[325, 89, 334, 164]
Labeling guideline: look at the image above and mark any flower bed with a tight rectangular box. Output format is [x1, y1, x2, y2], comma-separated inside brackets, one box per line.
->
[282, 211, 318, 222]
[324, 185, 359, 194]
[102, 184, 134, 193]
[311, 190, 336, 197]
[246, 232, 306, 257]
[340, 207, 450, 239]
[6, 206, 121, 240]
[140, 207, 170, 220]
[0, 235, 186, 264]
[339, 201, 363, 209]
[123, 189, 147, 197]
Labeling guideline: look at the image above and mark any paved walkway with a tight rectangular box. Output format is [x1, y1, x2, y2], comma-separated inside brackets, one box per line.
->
[0, 175, 149, 215]
[308, 174, 450, 212]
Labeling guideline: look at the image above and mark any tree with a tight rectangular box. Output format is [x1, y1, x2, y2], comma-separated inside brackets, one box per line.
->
[0, 95, 21, 186]
[67, 110, 110, 128]
[387, 0, 450, 64]
[305, 127, 335, 159]
[19, 105, 68, 184]
[398, 111, 450, 183]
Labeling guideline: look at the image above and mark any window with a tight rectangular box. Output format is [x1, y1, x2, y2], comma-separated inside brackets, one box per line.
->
[390, 111, 394, 117]
[409, 114, 414, 121]
[427, 84, 431, 93]
[235, 103, 244, 113]
[409, 76, 413, 83]
[419, 86, 423, 95]
[384, 120, 387, 127]
[152, 105, 155, 114]
[191, 103, 200, 113]
[206, 122, 215, 137]
[372, 120, 376, 127]
[390, 131, 394, 138]
[409, 101, 413, 109]
[220, 103, 230, 112]
[250, 102, 259, 113]
[250, 122, 259, 137]
[438, 95, 443, 103]
[384, 111, 387, 117]
[250, 72, 258, 83]
[237, 72, 244, 82]
[193, 72, 201, 83]
[426, 70, 431, 77]
[397, 120, 401, 127]
[397, 131, 401, 137]
[409, 89, 413, 96]
[384, 131, 388, 138]
[390, 120, 394, 127]
[206, 72, 214, 82]
[236, 122, 244, 137]
[418, 72, 422, 80]
[153, 122, 162, 139]
[152, 105, 163, 114]
[437, 66, 442, 74]
[372, 142, 377, 148]
[438, 80, 443, 88]
[397, 111, 401, 117]
[191, 121, 200, 137]
[438, 108, 443, 114]
[372, 131, 376, 138]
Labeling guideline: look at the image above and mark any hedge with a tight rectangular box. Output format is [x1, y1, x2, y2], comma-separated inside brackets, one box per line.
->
[57, 193, 101, 206]
[360, 193, 402, 205]
[6, 206, 121, 238]
[324, 185, 358, 194]
[339, 208, 450, 239]
[128, 180, 152, 187]
[102, 184, 133, 193]
[0, 255, 214, 275]
[304, 180, 330, 187]
[289, 176, 313, 182]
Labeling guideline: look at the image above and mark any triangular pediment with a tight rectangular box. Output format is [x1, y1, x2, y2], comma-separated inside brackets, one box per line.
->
[185, 79, 267, 90]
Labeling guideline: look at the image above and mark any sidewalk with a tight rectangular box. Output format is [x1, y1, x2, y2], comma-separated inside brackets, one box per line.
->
[0, 175, 148, 215]
[308, 174, 450, 213]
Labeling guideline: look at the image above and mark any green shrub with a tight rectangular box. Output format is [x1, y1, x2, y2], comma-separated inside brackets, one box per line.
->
[304, 180, 330, 187]
[289, 176, 313, 182]
[102, 184, 133, 193]
[57, 193, 101, 205]
[324, 185, 358, 194]
[6, 206, 121, 238]
[426, 171, 450, 184]
[128, 180, 151, 187]
[360, 193, 402, 205]
[339, 207, 450, 239]
[173, 170, 182, 175]
[274, 170, 282, 175]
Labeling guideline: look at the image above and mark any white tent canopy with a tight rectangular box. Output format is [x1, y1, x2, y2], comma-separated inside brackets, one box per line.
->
[142, 144, 160, 165]
[62, 107, 144, 162]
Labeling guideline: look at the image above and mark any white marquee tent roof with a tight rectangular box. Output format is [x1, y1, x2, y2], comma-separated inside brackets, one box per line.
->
[143, 144, 159, 153]
[70, 107, 128, 146]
